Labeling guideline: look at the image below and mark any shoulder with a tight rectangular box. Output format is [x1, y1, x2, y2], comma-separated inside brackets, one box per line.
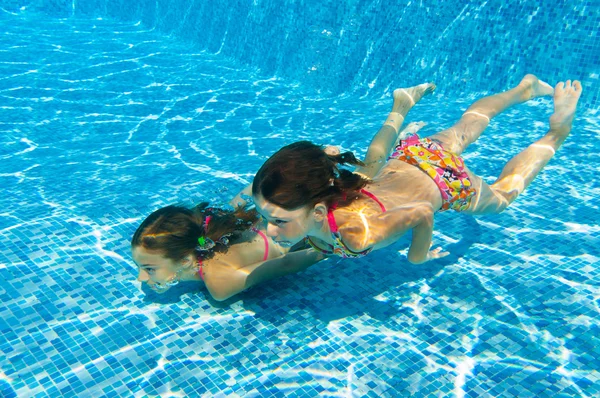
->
[200, 257, 234, 301]
[222, 234, 272, 266]
[332, 209, 371, 252]
[201, 248, 259, 301]
[334, 202, 434, 251]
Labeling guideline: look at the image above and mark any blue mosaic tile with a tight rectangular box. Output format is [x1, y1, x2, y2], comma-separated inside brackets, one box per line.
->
[0, 1, 599, 397]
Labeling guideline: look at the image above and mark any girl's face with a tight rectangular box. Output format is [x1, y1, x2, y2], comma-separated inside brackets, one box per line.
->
[131, 246, 191, 293]
[252, 194, 321, 247]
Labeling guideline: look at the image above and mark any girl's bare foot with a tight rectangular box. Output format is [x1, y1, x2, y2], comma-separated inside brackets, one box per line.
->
[549, 80, 583, 136]
[392, 83, 436, 114]
[519, 74, 554, 101]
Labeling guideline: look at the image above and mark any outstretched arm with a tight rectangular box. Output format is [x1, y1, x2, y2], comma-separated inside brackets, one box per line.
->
[244, 249, 325, 289]
[206, 249, 325, 301]
[229, 183, 253, 209]
[406, 210, 435, 264]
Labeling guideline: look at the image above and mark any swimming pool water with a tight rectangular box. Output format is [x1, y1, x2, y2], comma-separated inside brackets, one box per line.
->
[1, 2, 599, 397]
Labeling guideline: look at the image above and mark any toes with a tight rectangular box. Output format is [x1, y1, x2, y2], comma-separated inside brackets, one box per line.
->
[554, 80, 583, 97]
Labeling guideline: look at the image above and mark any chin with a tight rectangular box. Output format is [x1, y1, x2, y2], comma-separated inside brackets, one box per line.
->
[275, 240, 295, 248]
[148, 283, 170, 294]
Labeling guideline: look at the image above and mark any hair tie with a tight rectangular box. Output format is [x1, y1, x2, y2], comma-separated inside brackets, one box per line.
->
[196, 236, 215, 251]
[218, 233, 232, 246]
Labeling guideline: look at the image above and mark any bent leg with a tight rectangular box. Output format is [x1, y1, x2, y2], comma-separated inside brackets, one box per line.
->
[430, 75, 554, 155]
[355, 83, 435, 178]
[464, 80, 582, 215]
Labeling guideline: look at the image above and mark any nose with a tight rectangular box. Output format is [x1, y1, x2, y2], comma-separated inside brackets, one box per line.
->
[137, 269, 149, 282]
[265, 222, 279, 239]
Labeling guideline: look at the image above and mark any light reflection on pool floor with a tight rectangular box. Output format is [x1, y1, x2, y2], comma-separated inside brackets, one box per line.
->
[0, 13, 599, 398]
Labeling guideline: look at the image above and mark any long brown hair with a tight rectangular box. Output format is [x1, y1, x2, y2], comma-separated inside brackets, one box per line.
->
[252, 141, 369, 210]
[131, 203, 259, 261]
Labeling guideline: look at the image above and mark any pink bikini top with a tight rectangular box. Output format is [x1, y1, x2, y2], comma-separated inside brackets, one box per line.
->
[306, 189, 387, 258]
[198, 227, 269, 281]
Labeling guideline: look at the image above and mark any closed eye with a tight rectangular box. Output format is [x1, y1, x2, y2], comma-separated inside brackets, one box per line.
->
[259, 214, 287, 226]
[140, 266, 156, 274]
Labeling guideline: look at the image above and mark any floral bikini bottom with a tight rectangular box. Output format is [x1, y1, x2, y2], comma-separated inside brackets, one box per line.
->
[389, 133, 476, 212]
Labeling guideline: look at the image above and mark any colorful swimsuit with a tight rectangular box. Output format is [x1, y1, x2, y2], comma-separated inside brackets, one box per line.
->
[198, 228, 269, 280]
[389, 133, 475, 212]
[306, 189, 387, 258]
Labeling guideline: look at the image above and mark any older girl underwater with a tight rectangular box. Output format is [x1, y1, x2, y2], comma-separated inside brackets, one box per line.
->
[251, 76, 582, 263]
[131, 82, 436, 299]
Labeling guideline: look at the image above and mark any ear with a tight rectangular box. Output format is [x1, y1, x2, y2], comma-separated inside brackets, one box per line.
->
[312, 202, 328, 222]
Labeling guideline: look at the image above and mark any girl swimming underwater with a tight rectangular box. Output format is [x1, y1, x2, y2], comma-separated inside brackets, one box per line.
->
[252, 76, 582, 263]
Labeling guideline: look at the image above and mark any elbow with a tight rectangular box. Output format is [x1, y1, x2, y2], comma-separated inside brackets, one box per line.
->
[407, 253, 427, 265]
[343, 237, 372, 255]
[207, 287, 237, 302]
[210, 292, 236, 302]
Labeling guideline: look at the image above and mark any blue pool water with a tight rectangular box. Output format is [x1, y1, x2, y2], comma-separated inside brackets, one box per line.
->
[1, 1, 599, 397]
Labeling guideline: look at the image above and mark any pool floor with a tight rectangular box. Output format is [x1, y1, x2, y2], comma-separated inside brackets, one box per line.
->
[1, 13, 599, 398]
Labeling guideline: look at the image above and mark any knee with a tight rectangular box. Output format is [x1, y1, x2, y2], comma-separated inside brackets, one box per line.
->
[462, 110, 491, 126]
[489, 188, 514, 213]
[366, 143, 388, 159]
[471, 187, 513, 214]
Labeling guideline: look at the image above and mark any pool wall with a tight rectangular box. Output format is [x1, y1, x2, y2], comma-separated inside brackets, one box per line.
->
[3, 0, 599, 109]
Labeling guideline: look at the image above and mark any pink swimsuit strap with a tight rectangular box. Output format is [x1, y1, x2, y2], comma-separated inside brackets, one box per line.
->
[251, 227, 269, 261]
[359, 188, 386, 212]
[327, 188, 386, 232]
[327, 211, 339, 233]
